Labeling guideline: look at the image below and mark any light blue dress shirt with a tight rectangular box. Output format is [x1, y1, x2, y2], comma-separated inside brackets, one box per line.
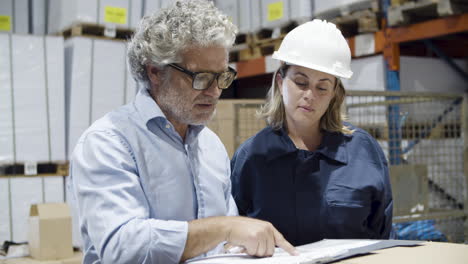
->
[70, 88, 238, 264]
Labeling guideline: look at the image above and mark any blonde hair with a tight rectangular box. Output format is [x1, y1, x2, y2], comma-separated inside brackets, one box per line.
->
[257, 64, 354, 135]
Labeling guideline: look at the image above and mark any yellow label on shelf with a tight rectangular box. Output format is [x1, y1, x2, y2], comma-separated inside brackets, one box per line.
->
[0, 15, 12, 31]
[267, 1, 284, 22]
[104, 6, 127, 25]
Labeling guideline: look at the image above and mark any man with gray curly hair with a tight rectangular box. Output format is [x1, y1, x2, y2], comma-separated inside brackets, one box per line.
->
[70, 1, 296, 263]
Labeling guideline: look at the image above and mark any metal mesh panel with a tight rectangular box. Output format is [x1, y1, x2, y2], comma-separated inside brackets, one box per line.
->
[234, 104, 266, 149]
[214, 94, 467, 242]
[207, 100, 265, 157]
[346, 91, 467, 243]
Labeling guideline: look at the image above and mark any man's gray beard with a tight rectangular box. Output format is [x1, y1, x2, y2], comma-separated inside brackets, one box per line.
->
[158, 96, 217, 126]
[190, 108, 217, 126]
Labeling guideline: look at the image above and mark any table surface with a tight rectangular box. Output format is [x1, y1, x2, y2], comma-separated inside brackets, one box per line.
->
[2, 241, 468, 264]
[335, 241, 468, 264]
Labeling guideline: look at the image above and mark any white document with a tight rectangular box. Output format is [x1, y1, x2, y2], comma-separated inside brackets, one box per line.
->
[186, 240, 379, 264]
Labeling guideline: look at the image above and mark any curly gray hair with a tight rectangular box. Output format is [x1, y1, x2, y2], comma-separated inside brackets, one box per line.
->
[127, 0, 238, 84]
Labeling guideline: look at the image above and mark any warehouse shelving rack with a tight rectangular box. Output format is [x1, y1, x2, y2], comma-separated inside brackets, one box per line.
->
[226, 1, 468, 242]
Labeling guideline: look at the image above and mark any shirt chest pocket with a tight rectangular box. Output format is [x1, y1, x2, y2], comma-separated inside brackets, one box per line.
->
[324, 184, 373, 237]
[326, 184, 372, 208]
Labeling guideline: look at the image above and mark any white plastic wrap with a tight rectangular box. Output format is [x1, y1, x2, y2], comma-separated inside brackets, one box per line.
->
[342, 55, 468, 92]
[13, 36, 50, 162]
[65, 37, 138, 157]
[261, 0, 291, 29]
[214, 0, 239, 33]
[0, 178, 11, 243]
[160, 0, 174, 8]
[0, 33, 14, 163]
[0, 34, 65, 164]
[341, 55, 386, 91]
[343, 54, 468, 131]
[30, 0, 47, 34]
[48, 0, 144, 34]
[143, 0, 161, 16]
[290, 0, 313, 24]
[314, 0, 366, 15]
[237, 0, 251, 34]
[0, 34, 66, 244]
[259, 0, 313, 30]
[0, 0, 28, 34]
[250, 0, 262, 33]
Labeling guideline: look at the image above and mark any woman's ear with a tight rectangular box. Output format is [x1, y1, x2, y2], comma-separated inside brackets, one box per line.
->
[276, 72, 284, 95]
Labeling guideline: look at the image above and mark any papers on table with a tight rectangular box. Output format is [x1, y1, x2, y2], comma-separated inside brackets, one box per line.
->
[186, 239, 422, 264]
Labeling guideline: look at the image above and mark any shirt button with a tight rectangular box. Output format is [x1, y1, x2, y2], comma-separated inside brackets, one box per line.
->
[165, 124, 171, 129]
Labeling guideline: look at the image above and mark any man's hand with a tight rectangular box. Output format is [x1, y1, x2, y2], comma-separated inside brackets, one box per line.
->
[225, 216, 298, 257]
[181, 216, 298, 261]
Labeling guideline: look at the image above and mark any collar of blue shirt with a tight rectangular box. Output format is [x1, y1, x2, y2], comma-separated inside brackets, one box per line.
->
[134, 87, 167, 125]
[265, 127, 352, 164]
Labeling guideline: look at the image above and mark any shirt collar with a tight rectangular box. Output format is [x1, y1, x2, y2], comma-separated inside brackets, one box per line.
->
[134, 86, 205, 137]
[134, 86, 166, 125]
[318, 130, 350, 164]
[266, 127, 351, 164]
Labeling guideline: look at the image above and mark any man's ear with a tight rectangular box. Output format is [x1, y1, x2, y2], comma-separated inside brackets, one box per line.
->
[146, 64, 162, 85]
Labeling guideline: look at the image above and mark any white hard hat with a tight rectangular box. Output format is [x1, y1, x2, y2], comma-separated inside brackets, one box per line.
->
[272, 19, 353, 79]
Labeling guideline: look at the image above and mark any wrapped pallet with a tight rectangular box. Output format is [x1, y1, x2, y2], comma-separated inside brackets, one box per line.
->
[0, 0, 51, 34]
[0, 34, 66, 243]
[213, 0, 259, 34]
[48, 0, 144, 34]
[260, 0, 313, 30]
[214, 0, 240, 33]
[30, 0, 48, 35]
[261, 0, 291, 29]
[314, 0, 370, 16]
[143, 0, 162, 16]
[249, 0, 262, 33]
[65, 37, 138, 157]
[0, 0, 29, 34]
[290, 0, 314, 24]
[64, 37, 138, 247]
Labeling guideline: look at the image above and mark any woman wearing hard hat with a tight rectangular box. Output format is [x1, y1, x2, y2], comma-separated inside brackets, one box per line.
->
[230, 19, 393, 247]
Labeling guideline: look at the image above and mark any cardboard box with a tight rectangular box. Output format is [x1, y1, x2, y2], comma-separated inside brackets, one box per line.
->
[28, 203, 73, 260]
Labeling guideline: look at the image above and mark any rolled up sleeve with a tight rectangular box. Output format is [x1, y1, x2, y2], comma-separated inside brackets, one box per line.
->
[71, 130, 188, 264]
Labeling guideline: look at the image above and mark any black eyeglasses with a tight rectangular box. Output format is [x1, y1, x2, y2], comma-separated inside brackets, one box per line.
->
[168, 63, 237, 90]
